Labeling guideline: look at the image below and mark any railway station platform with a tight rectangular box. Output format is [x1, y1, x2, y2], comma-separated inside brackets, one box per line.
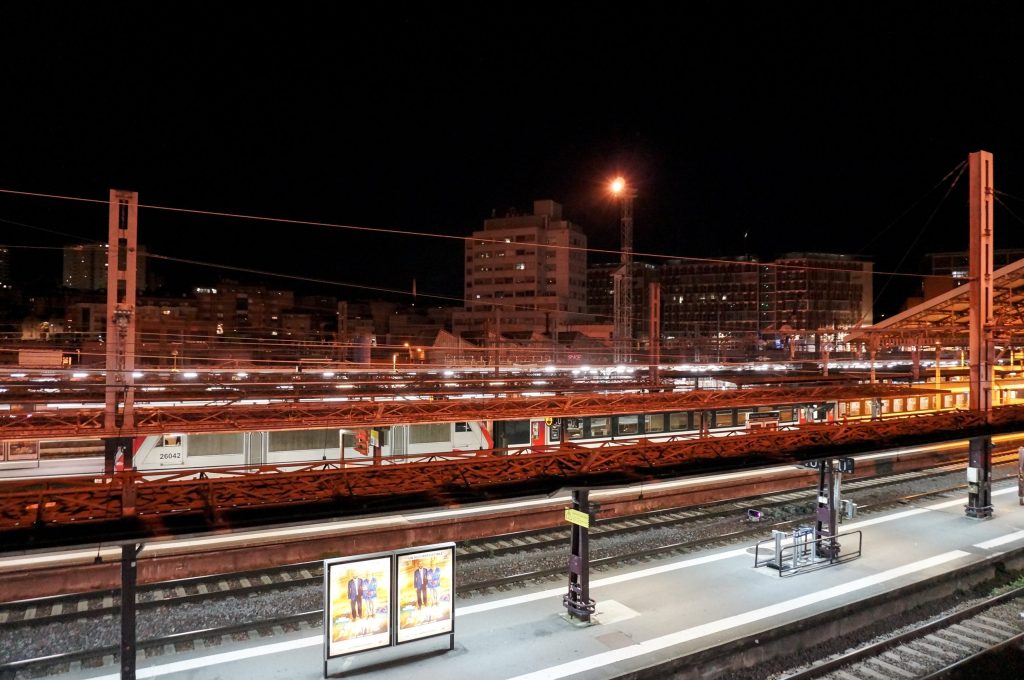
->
[51, 484, 1024, 680]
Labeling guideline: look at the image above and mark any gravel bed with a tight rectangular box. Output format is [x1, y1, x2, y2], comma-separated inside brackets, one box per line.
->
[0, 468, 1001, 668]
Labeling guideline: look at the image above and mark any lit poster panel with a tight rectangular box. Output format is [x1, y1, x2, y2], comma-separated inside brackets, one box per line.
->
[325, 555, 392, 658]
[396, 544, 455, 643]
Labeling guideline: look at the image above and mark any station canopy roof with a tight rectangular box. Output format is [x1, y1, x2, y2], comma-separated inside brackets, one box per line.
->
[849, 256, 1024, 347]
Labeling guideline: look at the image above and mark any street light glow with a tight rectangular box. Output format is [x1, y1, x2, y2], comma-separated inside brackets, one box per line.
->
[610, 176, 626, 195]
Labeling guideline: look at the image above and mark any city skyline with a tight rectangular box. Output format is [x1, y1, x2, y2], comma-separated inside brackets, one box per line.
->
[3, 5, 1024, 317]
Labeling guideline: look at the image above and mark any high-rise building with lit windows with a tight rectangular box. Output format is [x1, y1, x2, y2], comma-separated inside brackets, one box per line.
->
[454, 200, 589, 336]
[62, 244, 147, 291]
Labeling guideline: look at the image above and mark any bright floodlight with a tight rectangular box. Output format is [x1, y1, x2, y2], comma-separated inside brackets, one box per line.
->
[610, 177, 626, 195]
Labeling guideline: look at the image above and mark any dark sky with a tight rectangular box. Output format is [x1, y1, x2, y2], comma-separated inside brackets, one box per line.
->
[2, 3, 1024, 316]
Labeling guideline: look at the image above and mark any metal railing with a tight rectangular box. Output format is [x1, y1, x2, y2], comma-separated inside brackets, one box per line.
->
[754, 529, 863, 576]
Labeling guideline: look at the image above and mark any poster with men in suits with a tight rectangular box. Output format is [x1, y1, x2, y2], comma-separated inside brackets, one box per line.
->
[325, 555, 392, 657]
[395, 545, 455, 643]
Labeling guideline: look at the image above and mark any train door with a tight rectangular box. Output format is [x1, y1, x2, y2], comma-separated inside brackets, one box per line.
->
[391, 425, 408, 460]
[453, 422, 478, 451]
[530, 419, 545, 447]
[245, 432, 266, 467]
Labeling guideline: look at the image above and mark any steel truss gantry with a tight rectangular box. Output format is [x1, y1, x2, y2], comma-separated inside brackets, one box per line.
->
[1, 384, 941, 440]
[2, 405, 1020, 531]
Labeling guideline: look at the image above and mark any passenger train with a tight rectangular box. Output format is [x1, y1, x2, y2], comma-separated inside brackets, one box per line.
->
[123, 390, 969, 471]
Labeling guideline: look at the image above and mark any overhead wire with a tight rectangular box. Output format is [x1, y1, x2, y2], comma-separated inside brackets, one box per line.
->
[870, 160, 967, 311]
[0, 172, 980, 347]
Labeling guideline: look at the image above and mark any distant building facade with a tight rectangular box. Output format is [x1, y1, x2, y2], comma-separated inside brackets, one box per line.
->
[63, 244, 147, 291]
[590, 252, 873, 360]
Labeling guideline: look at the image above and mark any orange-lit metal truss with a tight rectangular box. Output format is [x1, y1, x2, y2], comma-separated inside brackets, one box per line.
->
[1, 383, 945, 440]
[851, 256, 1024, 346]
[2, 405, 1020, 531]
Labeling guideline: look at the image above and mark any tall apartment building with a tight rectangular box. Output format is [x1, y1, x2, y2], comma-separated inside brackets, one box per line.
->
[453, 200, 588, 336]
[63, 244, 147, 291]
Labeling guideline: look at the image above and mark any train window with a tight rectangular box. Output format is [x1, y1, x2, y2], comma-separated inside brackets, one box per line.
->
[645, 414, 665, 433]
[848, 401, 861, 416]
[161, 435, 181, 447]
[377, 428, 389, 446]
[943, 394, 954, 408]
[499, 419, 532, 446]
[906, 397, 917, 411]
[892, 399, 904, 413]
[881, 400, 891, 413]
[269, 428, 335, 452]
[617, 415, 639, 435]
[955, 393, 968, 407]
[188, 433, 244, 456]
[668, 412, 688, 431]
[589, 417, 611, 437]
[715, 409, 735, 427]
[410, 423, 452, 444]
[566, 418, 584, 440]
[776, 407, 794, 422]
[455, 422, 471, 433]
[342, 433, 356, 449]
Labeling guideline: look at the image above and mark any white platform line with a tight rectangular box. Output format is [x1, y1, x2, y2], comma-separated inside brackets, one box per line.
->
[89, 635, 323, 679]
[457, 548, 749, 616]
[507, 550, 970, 680]
[974, 530, 1024, 550]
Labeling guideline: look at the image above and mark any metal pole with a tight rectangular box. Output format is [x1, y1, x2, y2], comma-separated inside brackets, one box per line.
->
[966, 436, 993, 519]
[121, 543, 142, 680]
[649, 282, 660, 386]
[968, 151, 994, 419]
[1017, 446, 1023, 506]
[563, 489, 595, 622]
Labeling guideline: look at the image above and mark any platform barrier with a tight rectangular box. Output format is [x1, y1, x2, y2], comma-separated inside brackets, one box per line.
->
[753, 528, 863, 576]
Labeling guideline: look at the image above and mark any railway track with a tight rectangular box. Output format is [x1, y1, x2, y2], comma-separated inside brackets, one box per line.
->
[779, 586, 1024, 679]
[0, 459, 1019, 678]
[2, 455, 1009, 632]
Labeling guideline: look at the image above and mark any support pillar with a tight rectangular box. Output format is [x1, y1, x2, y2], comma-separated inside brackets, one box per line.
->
[121, 543, 143, 680]
[911, 346, 920, 382]
[563, 489, 595, 622]
[104, 190, 138, 432]
[1017, 446, 1023, 506]
[814, 461, 841, 559]
[965, 436, 993, 519]
[648, 282, 660, 386]
[968, 151, 994, 419]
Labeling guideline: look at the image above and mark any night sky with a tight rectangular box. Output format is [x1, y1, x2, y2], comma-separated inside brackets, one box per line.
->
[3, 4, 1024, 317]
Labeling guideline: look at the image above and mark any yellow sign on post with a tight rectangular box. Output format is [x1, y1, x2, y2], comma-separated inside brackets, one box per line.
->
[564, 507, 590, 528]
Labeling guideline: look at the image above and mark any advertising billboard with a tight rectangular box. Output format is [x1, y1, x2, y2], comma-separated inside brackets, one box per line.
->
[324, 554, 393, 658]
[395, 544, 455, 644]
